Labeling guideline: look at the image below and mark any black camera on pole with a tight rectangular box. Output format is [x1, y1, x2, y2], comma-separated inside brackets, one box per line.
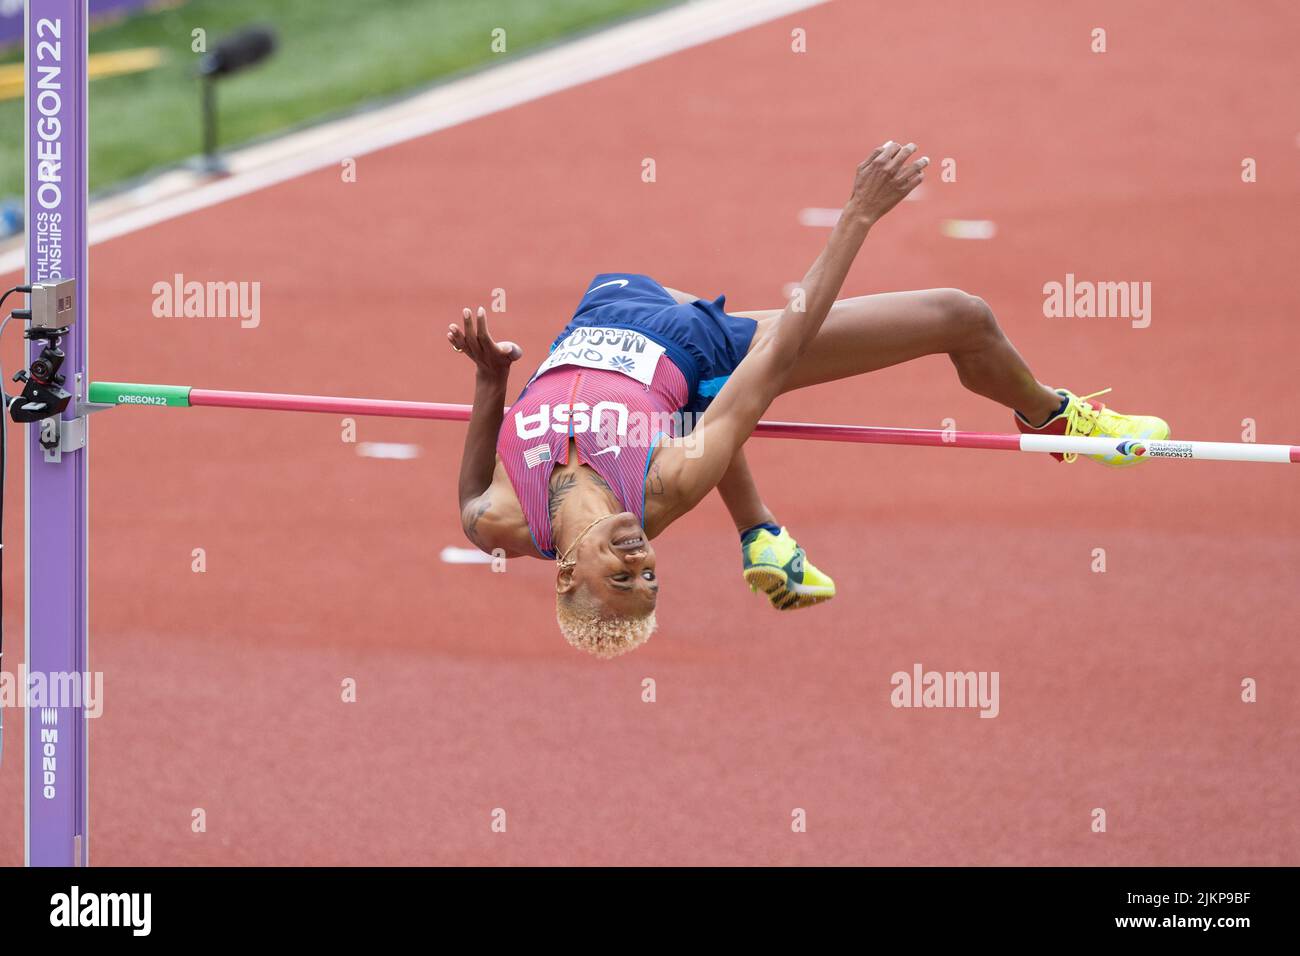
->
[5, 279, 76, 423]
[9, 332, 72, 423]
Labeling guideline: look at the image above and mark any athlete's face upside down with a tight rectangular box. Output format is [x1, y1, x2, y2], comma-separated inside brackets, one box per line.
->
[554, 511, 658, 659]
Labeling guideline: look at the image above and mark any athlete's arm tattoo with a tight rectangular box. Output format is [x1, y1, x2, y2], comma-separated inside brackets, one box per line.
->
[461, 495, 492, 551]
[645, 459, 665, 497]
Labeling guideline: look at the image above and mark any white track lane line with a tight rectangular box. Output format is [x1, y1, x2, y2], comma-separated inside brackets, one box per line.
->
[356, 442, 421, 460]
[440, 547, 495, 565]
[940, 219, 996, 239]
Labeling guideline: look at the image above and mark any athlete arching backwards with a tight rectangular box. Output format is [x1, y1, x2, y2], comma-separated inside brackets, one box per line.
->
[449, 141, 1168, 659]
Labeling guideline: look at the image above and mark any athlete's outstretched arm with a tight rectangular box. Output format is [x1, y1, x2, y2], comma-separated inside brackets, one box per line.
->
[660, 143, 928, 520]
[447, 307, 522, 542]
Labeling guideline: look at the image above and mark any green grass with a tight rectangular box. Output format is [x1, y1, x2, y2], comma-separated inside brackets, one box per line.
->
[0, 0, 671, 198]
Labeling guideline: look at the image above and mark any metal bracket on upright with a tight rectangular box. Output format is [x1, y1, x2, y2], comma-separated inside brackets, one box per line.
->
[40, 373, 114, 463]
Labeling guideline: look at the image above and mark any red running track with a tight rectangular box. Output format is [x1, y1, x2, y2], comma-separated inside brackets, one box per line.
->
[2, 0, 1298, 865]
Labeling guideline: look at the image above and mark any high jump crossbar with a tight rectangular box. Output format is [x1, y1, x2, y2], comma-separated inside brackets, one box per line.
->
[87, 383, 1300, 464]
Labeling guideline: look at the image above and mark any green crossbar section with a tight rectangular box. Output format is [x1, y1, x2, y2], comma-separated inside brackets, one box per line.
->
[88, 381, 192, 407]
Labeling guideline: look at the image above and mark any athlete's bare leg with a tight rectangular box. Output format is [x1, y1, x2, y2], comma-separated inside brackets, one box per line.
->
[738, 288, 1060, 416]
[713, 288, 1060, 527]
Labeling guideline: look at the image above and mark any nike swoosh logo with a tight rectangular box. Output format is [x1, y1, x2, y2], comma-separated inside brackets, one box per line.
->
[592, 445, 622, 458]
[587, 278, 629, 294]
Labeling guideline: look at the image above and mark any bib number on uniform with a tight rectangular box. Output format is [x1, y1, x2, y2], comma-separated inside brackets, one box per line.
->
[533, 326, 665, 386]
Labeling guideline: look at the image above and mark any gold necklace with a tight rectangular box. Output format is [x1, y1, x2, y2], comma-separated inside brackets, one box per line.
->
[556, 513, 618, 572]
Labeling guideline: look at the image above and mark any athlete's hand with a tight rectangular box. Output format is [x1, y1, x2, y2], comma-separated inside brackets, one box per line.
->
[845, 141, 928, 225]
[447, 306, 523, 382]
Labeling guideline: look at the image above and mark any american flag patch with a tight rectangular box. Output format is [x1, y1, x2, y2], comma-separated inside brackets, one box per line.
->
[523, 444, 552, 468]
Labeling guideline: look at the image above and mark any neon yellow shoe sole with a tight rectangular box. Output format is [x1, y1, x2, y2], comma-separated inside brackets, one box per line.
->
[743, 565, 836, 610]
[741, 526, 836, 611]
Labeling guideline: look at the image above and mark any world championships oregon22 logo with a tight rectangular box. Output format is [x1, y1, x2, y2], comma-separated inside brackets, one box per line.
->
[1116, 440, 1148, 458]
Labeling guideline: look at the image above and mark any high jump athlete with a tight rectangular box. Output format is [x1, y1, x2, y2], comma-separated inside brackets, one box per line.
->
[449, 142, 1169, 659]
